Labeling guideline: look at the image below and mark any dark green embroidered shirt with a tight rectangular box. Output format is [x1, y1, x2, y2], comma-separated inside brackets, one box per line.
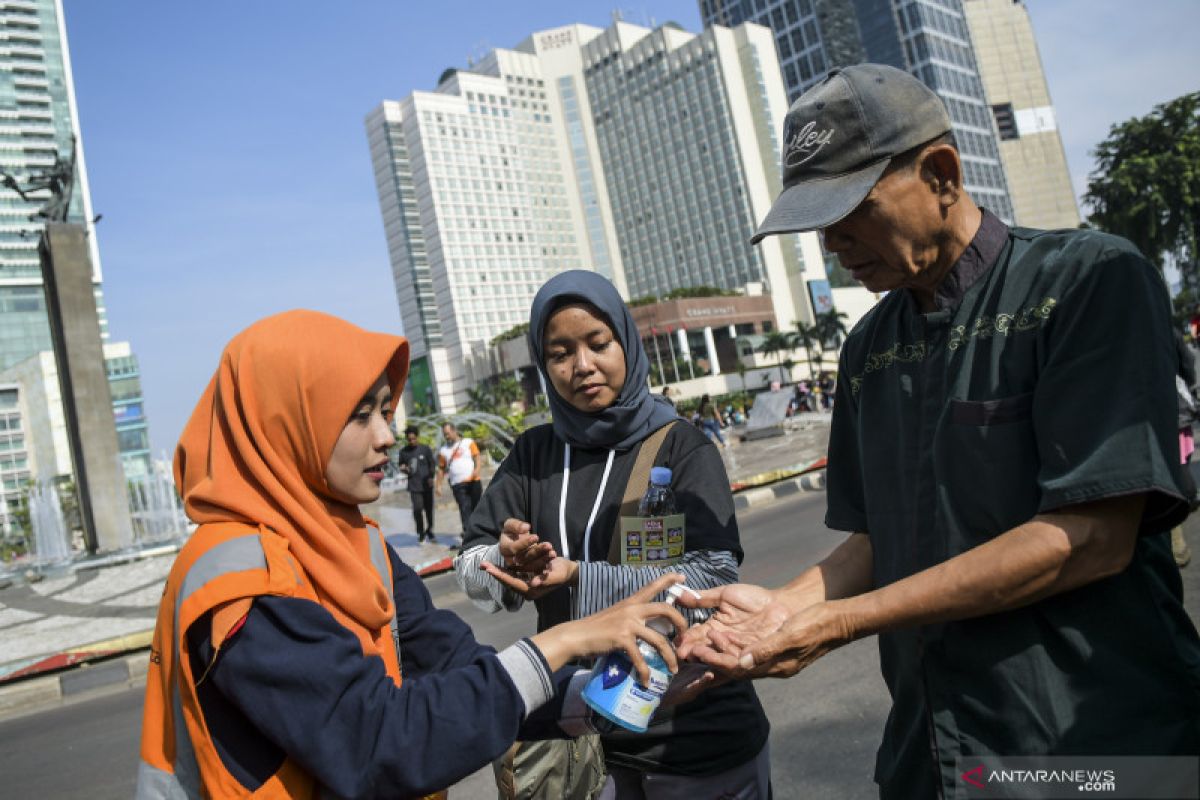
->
[826, 211, 1200, 798]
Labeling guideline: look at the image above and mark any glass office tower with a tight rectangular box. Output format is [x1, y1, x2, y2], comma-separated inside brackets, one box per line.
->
[700, 0, 1015, 221]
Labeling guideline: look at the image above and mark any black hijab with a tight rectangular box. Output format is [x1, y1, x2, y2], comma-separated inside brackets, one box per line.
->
[528, 271, 678, 452]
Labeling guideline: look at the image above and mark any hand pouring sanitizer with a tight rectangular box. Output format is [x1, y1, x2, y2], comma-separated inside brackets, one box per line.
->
[581, 583, 690, 733]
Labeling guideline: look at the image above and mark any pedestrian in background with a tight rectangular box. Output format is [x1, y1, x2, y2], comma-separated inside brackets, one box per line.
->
[398, 424, 436, 543]
[138, 310, 686, 799]
[697, 393, 726, 447]
[679, 64, 1200, 798]
[1172, 328, 1198, 567]
[436, 421, 482, 537]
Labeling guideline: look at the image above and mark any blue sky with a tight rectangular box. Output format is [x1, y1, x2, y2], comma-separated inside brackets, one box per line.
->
[60, 0, 1199, 455]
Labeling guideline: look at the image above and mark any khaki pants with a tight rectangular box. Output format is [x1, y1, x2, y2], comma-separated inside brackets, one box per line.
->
[493, 736, 607, 800]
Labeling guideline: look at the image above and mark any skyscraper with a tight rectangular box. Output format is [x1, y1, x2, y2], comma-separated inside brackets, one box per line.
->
[368, 19, 825, 412]
[0, 0, 104, 373]
[700, 0, 1016, 222]
[963, 0, 1079, 229]
[366, 58, 586, 412]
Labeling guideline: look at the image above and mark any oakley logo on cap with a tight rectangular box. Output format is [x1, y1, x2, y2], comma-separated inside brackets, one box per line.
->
[784, 120, 835, 168]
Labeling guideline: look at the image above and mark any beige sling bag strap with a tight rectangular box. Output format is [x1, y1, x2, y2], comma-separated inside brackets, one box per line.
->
[606, 421, 678, 565]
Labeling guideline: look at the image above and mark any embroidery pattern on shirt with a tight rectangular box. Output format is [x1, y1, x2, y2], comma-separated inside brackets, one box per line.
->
[948, 297, 1057, 351]
[849, 341, 928, 395]
[849, 298, 1057, 396]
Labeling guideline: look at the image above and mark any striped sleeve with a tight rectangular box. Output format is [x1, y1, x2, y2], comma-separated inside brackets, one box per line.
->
[453, 543, 526, 613]
[571, 549, 738, 625]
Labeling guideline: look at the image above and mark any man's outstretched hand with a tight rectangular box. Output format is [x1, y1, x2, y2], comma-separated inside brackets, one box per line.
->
[675, 582, 851, 679]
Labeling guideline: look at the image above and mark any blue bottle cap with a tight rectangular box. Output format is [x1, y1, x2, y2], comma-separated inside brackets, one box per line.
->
[650, 466, 672, 485]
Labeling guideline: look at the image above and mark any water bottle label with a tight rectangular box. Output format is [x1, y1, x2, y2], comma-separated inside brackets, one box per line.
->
[618, 513, 685, 566]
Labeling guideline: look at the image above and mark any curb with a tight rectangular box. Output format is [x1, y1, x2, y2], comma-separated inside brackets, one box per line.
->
[0, 649, 150, 721]
[415, 556, 454, 578]
[733, 467, 826, 511]
[0, 630, 154, 684]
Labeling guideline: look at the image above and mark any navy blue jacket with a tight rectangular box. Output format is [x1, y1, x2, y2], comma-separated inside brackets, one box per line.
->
[187, 548, 571, 798]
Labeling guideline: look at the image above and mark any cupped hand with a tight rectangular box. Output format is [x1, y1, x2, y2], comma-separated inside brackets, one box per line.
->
[498, 518, 556, 575]
[731, 601, 851, 679]
[481, 555, 576, 600]
[674, 583, 793, 673]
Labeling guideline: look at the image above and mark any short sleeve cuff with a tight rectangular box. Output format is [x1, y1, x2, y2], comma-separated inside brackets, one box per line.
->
[824, 511, 868, 534]
[1038, 481, 1188, 534]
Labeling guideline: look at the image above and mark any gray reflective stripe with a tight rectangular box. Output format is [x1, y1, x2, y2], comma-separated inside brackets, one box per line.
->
[367, 529, 402, 664]
[171, 684, 202, 798]
[135, 759, 193, 800]
[168, 533, 267, 799]
[173, 534, 269, 667]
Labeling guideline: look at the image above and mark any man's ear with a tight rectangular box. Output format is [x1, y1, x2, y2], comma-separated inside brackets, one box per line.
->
[920, 144, 963, 208]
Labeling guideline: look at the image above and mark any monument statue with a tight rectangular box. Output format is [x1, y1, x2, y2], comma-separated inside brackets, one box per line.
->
[0, 136, 133, 554]
[0, 135, 77, 223]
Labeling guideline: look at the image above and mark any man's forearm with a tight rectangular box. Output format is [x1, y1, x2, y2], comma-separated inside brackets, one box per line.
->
[831, 495, 1143, 641]
[776, 532, 874, 612]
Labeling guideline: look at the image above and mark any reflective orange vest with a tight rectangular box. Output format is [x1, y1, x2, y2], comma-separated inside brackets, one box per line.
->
[137, 521, 446, 799]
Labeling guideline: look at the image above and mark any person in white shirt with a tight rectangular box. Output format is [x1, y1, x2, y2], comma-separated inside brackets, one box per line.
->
[437, 422, 483, 537]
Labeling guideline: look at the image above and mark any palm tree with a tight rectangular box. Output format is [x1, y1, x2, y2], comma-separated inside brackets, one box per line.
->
[790, 321, 819, 380]
[812, 309, 850, 373]
[757, 330, 793, 386]
[735, 360, 748, 394]
[492, 376, 522, 409]
[816, 309, 850, 345]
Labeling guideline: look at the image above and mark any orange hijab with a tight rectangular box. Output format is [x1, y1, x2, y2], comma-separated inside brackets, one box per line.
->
[175, 309, 409, 679]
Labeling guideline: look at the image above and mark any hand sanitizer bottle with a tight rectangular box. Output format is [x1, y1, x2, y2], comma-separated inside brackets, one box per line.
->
[581, 583, 688, 733]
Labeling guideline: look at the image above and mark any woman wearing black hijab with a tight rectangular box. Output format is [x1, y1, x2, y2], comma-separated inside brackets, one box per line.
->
[455, 271, 770, 798]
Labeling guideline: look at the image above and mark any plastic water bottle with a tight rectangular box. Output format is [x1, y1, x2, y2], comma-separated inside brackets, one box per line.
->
[581, 583, 688, 732]
[638, 466, 676, 517]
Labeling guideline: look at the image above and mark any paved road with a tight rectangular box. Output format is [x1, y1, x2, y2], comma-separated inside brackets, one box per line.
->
[3, 489, 1197, 799]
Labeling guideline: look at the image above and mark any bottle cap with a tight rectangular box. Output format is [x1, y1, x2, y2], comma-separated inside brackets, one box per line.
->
[648, 582, 701, 637]
[650, 466, 672, 485]
[666, 584, 701, 605]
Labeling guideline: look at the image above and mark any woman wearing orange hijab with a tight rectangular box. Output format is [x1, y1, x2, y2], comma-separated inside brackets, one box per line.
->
[138, 310, 684, 799]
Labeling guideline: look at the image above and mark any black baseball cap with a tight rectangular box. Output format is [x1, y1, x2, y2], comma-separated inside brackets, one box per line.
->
[751, 64, 951, 243]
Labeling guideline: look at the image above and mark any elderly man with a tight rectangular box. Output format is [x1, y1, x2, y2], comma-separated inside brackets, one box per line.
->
[678, 64, 1200, 798]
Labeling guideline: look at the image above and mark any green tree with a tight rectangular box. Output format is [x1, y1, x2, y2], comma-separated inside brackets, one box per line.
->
[815, 309, 850, 357]
[465, 376, 524, 417]
[757, 330, 793, 385]
[489, 322, 530, 347]
[790, 321, 819, 379]
[629, 294, 660, 308]
[795, 310, 851, 376]
[663, 285, 740, 299]
[491, 376, 522, 409]
[1084, 92, 1200, 294]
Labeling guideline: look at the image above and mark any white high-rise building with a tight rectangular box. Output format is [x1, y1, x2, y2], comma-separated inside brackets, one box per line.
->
[367, 19, 826, 412]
